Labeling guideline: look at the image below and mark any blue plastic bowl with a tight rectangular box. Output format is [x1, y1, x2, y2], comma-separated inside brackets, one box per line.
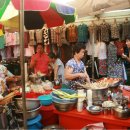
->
[51, 89, 77, 103]
[27, 114, 43, 130]
[38, 94, 52, 106]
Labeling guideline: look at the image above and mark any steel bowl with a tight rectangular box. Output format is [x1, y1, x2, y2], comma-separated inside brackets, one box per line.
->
[43, 125, 65, 129]
[53, 101, 76, 112]
[15, 106, 41, 120]
[87, 106, 102, 115]
[113, 106, 130, 119]
[14, 95, 40, 111]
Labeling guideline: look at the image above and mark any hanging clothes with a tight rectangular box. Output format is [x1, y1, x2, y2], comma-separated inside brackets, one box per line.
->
[24, 32, 29, 48]
[98, 42, 107, 76]
[25, 45, 35, 57]
[5, 32, 11, 46]
[50, 28, 56, 44]
[42, 26, 50, 45]
[77, 23, 89, 43]
[100, 22, 110, 42]
[0, 48, 6, 60]
[13, 45, 20, 58]
[86, 41, 100, 57]
[35, 29, 43, 43]
[110, 23, 120, 39]
[67, 24, 77, 43]
[107, 42, 117, 77]
[6, 46, 13, 59]
[0, 24, 4, 36]
[0, 35, 5, 49]
[61, 25, 69, 45]
[88, 24, 97, 43]
[107, 42, 124, 79]
[28, 30, 35, 45]
[122, 21, 130, 40]
[55, 27, 62, 46]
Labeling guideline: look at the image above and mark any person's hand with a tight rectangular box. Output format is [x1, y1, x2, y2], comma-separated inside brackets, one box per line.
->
[78, 73, 88, 78]
[10, 76, 21, 82]
[122, 53, 127, 59]
[54, 77, 57, 81]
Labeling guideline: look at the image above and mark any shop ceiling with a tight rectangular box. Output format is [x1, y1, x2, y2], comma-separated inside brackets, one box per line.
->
[67, 0, 130, 18]
[1, 0, 130, 29]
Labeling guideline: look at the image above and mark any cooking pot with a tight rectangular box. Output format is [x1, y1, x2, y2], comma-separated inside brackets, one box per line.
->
[86, 87, 108, 106]
[75, 81, 108, 105]
[113, 106, 130, 119]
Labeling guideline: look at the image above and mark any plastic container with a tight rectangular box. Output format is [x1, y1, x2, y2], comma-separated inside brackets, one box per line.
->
[27, 114, 43, 130]
[38, 94, 52, 106]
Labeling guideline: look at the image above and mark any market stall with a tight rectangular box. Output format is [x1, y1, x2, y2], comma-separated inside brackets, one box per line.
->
[52, 79, 130, 129]
[54, 107, 130, 129]
[0, 0, 130, 129]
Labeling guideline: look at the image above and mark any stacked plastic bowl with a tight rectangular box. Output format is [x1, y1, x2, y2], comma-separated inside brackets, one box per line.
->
[51, 89, 77, 112]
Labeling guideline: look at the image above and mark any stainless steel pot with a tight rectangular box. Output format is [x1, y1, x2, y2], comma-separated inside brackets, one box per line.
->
[14, 96, 40, 111]
[86, 87, 108, 106]
[113, 106, 130, 119]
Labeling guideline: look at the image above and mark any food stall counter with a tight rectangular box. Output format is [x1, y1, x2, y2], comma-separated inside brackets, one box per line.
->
[54, 108, 130, 129]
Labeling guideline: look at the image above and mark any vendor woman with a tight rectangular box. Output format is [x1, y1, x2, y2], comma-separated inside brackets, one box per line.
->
[65, 43, 90, 89]
[122, 35, 130, 62]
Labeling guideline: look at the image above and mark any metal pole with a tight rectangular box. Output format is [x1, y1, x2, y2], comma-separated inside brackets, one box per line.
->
[92, 31, 95, 81]
[19, 0, 27, 128]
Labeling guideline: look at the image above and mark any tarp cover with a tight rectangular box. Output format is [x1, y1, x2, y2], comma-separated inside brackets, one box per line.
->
[68, 0, 130, 17]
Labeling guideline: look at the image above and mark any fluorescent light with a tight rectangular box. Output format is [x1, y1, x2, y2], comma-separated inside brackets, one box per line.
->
[53, 0, 74, 4]
[105, 9, 130, 13]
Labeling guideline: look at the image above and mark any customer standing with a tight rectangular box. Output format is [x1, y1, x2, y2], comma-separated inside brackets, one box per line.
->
[65, 43, 90, 89]
[30, 43, 50, 76]
[122, 35, 130, 62]
[49, 52, 65, 83]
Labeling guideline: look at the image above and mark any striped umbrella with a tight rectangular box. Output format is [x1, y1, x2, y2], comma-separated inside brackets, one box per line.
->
[0, 0, 76, 29]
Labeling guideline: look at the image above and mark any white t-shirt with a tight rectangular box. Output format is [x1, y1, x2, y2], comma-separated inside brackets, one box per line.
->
[86, 41, 100, 57]
[98, 42, 107, 60]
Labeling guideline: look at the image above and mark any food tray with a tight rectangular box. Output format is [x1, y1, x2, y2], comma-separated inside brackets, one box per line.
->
[98, 78, 123, 88]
